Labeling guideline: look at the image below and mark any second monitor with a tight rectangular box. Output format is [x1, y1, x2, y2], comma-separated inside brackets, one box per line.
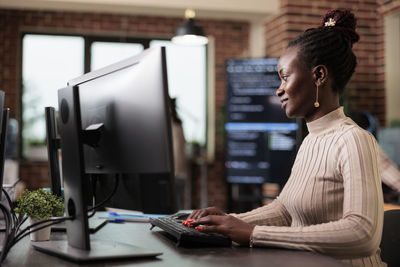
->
[35, 46, 174, 262]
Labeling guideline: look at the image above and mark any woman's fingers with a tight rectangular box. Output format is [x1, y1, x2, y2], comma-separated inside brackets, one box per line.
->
[195, 224, 218, 233]
[188, 209, 209, 219]
[196, 210, 205, 219]
[192, 215, 222, 233]
[188, 209, 201, 219]
[191, 215, 255, 246]
[192, 215, 222, 226]
[188, 207, 225, 220]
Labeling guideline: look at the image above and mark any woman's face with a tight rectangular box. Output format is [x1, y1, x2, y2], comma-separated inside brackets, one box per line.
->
[276, 46, 317, 120]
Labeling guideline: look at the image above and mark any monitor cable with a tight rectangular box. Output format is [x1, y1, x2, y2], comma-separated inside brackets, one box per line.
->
[2, 188, 17, 225]
[0, 202, 12, 262]
[87, 174, 120, 218]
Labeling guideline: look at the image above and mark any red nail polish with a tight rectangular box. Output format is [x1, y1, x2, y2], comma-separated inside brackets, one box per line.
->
[195, 226, 203, 230]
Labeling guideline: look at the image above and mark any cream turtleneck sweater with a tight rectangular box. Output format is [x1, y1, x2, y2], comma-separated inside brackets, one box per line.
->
[234, 107, 386, 267]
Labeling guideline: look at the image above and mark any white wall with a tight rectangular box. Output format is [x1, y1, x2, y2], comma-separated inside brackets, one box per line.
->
[384, 14, 400, 125]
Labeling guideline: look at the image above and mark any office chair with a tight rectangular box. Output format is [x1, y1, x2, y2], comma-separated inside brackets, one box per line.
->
[380, 209, 400, 266]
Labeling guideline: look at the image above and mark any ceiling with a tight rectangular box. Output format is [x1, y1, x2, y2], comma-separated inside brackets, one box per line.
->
[0, 0, 280, 22]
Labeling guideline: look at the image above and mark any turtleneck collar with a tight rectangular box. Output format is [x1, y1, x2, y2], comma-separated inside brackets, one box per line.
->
[306, 107, 347, 135]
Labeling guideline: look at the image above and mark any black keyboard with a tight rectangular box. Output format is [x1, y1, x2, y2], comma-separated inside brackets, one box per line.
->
[149, 213, 231, 247]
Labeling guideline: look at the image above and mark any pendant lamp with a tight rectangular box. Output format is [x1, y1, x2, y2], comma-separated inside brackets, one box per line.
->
[172, 9, 208, 46]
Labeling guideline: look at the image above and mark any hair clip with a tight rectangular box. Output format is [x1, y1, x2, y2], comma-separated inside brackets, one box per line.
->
[324, 18, 336, 27]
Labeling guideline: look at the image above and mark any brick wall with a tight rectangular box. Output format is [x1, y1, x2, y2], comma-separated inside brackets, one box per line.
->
[19, 161, 50, 189]
[264, 0, 386, 125]
[0, 9, 249, 209]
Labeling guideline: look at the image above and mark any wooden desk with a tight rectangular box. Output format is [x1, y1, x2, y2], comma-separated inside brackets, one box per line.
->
[384, 203, 400, 211]
[2, 221, 349, 266]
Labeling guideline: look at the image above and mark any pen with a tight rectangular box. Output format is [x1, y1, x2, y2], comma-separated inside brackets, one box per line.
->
[108, 212, 148, 218]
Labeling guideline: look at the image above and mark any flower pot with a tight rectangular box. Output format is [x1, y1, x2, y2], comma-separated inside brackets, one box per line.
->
[29, 217, 51, 241]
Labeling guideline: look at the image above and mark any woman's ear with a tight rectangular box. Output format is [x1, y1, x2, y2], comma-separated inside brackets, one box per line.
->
[312, 65, 328, 86]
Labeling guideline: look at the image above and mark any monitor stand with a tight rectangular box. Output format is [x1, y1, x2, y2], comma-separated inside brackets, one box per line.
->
[51, 217, 107, 233]
[32, 87, 162, 263]
[31, 240, 162, 263]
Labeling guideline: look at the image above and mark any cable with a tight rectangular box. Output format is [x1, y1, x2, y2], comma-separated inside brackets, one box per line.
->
[91, 174, 98, 208]
[0, 207, 73, 263]
[0, 190, 17, 263]
[2, 215, 74, 260]
[11, 216, 73, 247]
[13, 216, 73, 243]
[15, 216, 27, 235]
[0, 175, 119, 262]
[87, 209, 96, 219]
[0, 203, 13, 262]
[2, 188, 17, 225]
[87, 174, 119, 213]
[86, 174, 120, 219]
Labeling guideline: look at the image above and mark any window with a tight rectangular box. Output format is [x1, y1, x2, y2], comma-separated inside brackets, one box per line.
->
[22, 34, 84, 159]
[21, 34, 207, 159]
[90, 42, 144, 70]
[150, 40, 206, 146]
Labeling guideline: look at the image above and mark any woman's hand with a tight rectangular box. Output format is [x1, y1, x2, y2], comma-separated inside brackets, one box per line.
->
[188, 206, 226, 220]
[191, 215, 255, 246]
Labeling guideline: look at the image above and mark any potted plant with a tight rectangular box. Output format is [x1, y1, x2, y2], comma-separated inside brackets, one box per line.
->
[14, 188, 64, 241]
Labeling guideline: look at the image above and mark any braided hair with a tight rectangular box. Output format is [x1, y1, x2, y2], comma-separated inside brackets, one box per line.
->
[287, 9, 360, 94]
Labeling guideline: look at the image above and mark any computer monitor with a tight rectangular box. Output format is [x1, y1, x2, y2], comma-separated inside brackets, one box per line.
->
[225, 58, 301, 186]
[0, 90, 10, 232]
[0, 109, 9, 200]
[32, 47, 174, 262]
[0, 90, 6, 200]
[45, 107, 62, 197]
[0, 110, 8, 234]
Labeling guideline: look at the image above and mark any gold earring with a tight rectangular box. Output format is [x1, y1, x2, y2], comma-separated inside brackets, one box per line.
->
[314, 84, 320, 108]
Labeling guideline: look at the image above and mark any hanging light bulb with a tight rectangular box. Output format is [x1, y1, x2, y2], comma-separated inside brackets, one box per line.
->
[172, 8, 208, 46]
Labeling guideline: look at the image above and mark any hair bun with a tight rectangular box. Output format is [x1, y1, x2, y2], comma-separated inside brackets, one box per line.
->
[320, 9, 360, 46]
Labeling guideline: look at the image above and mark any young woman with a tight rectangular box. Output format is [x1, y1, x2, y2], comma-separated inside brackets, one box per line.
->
[189, 9, 385, 267]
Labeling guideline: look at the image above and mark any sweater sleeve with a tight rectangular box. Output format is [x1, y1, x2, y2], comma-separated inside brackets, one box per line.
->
[231, 198, 292, 226]
[250, 129, 384, 259]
